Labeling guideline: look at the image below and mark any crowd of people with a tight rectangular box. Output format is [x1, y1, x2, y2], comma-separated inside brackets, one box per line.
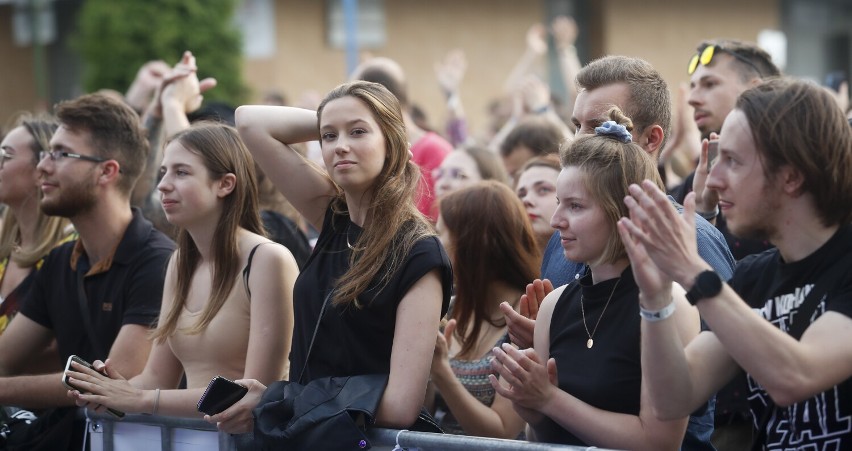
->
[0, 14, 849, 451]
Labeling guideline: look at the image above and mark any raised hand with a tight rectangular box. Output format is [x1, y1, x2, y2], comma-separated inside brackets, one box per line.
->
[620, 182, 709, 286]
[434, 49, 467, 98]
[526, 23, 548, 55]
[125, 60, 171, 112]
[617, 214, 673, 309]
[519, 74, 552, 114]
[550, 15, 578, 50]
[692, 133, 721, 216]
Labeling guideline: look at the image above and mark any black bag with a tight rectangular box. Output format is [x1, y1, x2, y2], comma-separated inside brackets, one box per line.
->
[0, 406, 75, 451]
[253, 374, 441, 450]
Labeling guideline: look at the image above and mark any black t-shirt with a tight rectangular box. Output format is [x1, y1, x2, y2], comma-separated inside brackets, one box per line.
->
[289, 206, 452, 383]
[536, 267, 641, 445]
[727, 225, 852, 449]
[20, 208, 174, 365]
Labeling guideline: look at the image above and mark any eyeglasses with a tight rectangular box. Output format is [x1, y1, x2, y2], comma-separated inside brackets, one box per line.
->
[432, 167, 470, 181]
[687, 44, 764, 77]
[39, 150, 110, 164]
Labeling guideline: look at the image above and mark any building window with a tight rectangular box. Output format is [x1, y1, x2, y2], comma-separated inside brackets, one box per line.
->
[326, 0, 386, 49]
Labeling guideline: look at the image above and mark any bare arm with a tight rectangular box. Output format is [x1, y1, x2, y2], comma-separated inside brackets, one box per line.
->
[211, 243, 299, 432]
[694, 288, 852, 407]
[504, 23, 547, 94]
[236, 105, 336, 230]
[551, 16, 581, 115]
[375, 269, 444, 428]
[621, 182, 852, 411]
[494, 285, 695, 450]
[430, 320, 525, 438]
[0, 315, 75, 408]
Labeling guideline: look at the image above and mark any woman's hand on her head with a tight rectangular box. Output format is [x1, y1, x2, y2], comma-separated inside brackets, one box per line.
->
[206, 378, 267, 435]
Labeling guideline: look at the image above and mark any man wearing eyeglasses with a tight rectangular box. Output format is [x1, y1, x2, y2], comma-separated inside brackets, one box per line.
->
[0, 93, 174, 449]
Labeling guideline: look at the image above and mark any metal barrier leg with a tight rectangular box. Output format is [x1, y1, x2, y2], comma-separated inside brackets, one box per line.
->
[102, 420, 114, 451]
[161, 424, 171, 451]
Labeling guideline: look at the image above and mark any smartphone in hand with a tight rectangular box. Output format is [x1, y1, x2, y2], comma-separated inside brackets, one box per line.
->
[706, 140, 719, 172]
[197, 376, 248, 416]
[62, 355, 126, 419]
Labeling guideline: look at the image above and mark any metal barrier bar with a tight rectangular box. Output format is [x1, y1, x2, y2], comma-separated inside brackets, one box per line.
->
[80, 410, 619, 450]
[81, 410, 237, 451]
[366, 428, 616, 450]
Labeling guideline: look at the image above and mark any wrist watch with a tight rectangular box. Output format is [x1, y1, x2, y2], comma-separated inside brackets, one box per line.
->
[685, 270, 723, 305]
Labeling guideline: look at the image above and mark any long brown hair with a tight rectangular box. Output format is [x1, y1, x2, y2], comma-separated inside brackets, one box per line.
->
[151, 123, 264, 342]
[317, 81, 435, 307]
[439, 180, 540, 357]
[0, 115, 71, 267]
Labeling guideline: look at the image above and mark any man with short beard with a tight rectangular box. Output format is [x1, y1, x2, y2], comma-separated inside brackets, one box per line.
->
[0, 93, 174, 449]
[621, 77, 852, 451]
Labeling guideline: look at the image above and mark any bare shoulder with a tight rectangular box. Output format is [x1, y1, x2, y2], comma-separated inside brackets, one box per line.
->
[241, 234, 299, 270]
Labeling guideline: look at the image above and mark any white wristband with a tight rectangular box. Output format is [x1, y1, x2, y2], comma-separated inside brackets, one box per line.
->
[639, 299, 676, 322]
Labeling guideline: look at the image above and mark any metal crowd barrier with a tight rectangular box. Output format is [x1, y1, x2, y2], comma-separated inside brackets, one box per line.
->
[80, 410, 617, 450]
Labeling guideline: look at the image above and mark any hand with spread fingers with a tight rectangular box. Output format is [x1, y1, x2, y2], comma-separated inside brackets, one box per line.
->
[621, 182, 708, 286]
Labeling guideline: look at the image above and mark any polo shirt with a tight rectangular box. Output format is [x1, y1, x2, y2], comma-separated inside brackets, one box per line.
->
[20, 208, 174, 365]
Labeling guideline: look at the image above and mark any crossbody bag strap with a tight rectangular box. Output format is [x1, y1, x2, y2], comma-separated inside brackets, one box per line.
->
[297, 289, 334, 384]
[750, 252, 852, 450]
[75, 267, 107, 359]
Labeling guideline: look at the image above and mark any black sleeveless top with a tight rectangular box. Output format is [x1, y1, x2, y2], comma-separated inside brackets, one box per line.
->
[288, 206, 452, 383]
[535, 266, 642, 445]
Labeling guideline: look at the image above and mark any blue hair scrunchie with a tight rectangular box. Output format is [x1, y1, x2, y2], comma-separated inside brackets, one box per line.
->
[594, 121, 632, 143]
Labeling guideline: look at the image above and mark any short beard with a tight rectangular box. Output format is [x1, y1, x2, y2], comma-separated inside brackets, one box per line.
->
[728, 179, 779, 243]
[40, 179, 98, 218]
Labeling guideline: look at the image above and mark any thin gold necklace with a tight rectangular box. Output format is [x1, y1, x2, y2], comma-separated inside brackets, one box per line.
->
[579, 277, 620, 349]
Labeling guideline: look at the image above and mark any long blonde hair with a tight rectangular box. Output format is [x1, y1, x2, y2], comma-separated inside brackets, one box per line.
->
[0, 115, 70, 267]
[150, 123, 264, 342]
[317, 81, 435, 307]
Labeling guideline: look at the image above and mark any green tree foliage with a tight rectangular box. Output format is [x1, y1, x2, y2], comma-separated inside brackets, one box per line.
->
[75, 0, 247, 105]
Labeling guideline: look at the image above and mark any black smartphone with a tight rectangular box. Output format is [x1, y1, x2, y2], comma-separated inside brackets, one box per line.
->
[706, 140, 719, 172]
[62, 355, 126, 419]
[197, 376, 248, 416]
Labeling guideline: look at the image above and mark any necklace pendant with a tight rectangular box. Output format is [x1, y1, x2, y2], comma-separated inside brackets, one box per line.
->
[586, 338, 594, 349]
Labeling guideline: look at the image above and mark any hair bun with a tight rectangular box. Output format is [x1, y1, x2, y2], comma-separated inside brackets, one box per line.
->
[594, 121, 632, 143]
